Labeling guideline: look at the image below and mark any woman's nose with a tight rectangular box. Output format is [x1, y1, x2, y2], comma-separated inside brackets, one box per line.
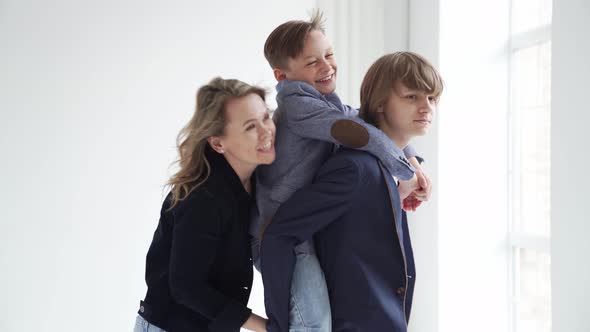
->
[259, 125, 273, 138]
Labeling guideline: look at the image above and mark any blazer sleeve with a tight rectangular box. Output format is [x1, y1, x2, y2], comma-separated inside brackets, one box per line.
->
[280, 85, 416, 180]
[260, 154, 363, 332]
[169, 193, 252, 332]
[403, 145, 424, 164]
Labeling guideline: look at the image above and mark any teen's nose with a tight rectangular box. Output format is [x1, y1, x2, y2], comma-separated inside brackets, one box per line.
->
[419, 97, 434, 113]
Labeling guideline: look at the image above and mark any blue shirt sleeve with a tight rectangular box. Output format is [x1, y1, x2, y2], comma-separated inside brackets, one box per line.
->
[278, 81, 416, 180]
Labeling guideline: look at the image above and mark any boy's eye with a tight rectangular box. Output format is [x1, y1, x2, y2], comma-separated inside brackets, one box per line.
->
[246, 124, 255, 131]
[406, 95, 417, 100]
[264, 113, 271, 121]
[428, 96, 436, 102]
[306, 61, 317, 66]
[326, 53, 334, 58]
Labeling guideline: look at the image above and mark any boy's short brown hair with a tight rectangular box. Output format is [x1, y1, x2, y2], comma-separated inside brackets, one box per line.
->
[359, 52, 444, 127]
[264, 10, 325, 70]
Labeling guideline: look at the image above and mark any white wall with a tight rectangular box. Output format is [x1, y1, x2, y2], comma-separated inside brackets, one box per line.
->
[438, 1, 511, 331]
[0, 1, 314, 331]
[551, 1, 590, 331]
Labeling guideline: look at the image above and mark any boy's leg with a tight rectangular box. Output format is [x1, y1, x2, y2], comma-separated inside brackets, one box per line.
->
[289, 250, 332, 332]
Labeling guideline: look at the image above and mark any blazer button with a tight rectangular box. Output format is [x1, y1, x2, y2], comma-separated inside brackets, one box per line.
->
[396, 287, 405, 296]
[139, 305, 145, 313]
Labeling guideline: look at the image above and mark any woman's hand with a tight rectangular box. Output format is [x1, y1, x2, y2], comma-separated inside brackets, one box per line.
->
[242, 313, 268, 332]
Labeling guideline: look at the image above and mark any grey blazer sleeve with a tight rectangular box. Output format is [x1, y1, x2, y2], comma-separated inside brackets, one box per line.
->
[403, 145, 424, 164]
[280, 84, 416, 180]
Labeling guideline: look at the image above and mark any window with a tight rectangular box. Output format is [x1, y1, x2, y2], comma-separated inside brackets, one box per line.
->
[508, 0, 552, 331]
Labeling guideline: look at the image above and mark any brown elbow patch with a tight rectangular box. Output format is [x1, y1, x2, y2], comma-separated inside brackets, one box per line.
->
[331, 119, 370, 148]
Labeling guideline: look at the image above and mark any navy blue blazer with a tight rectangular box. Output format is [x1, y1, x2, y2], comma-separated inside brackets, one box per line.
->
[261, 148, 416, 332]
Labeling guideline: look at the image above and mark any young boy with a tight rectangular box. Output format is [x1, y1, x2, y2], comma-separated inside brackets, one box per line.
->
[253, 12, 430, 331]
[261, 51, 443, 332]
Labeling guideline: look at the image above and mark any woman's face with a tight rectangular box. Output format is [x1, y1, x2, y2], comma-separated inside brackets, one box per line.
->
[213, 93, 276, 175]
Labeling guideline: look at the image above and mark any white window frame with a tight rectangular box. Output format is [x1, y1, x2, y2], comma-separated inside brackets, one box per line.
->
[507, 18, 552, 332]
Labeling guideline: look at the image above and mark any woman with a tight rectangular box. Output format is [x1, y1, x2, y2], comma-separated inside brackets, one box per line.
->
[134, 77, 275, 332]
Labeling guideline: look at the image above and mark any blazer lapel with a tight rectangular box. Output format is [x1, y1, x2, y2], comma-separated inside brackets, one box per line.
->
[377, 161, 404, 245]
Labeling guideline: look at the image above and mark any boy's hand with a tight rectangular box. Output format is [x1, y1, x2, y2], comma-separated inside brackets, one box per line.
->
[401, 157, 432, 211]
[408, 157, 432, 202]
[403, 194, 422, 212]
[398, 174, 420, 200]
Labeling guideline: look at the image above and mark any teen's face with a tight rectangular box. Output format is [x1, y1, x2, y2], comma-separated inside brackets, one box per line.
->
[379, 81, 436, 145]
[281, 30, 337, 95]
[216, 93, 276, 173]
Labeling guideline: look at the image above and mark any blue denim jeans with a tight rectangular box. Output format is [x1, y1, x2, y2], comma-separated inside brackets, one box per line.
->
[289, 252, 332, 332]
[133, 315, 166, 332]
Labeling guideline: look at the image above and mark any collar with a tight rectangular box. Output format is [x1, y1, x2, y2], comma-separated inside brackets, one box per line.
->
[205, 146, 253, 201]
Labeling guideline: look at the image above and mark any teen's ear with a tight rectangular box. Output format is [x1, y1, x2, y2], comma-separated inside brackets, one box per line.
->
[207, 136, 225, 154]
[273, 68, 288, 81]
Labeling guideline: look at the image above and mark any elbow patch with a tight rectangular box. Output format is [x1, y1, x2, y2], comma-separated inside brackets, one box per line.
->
[331, 119, 370, 148]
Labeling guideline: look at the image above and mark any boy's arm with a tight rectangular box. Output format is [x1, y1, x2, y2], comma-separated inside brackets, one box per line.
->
[338, 100, 426, 166]
[338, 102, 425, 165]
[403, 145, 424, 164]
[261, 155, 362, 332]
[281, 86, 415, 180]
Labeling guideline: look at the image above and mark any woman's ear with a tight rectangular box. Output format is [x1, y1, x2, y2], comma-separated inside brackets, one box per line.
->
[207, 136, 225, 154]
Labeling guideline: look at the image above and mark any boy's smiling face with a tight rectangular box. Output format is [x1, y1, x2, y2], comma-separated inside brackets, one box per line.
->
[275, 29, 337, 95]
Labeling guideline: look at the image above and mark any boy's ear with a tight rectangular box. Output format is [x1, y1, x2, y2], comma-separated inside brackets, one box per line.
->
[273, 68, 288, 81]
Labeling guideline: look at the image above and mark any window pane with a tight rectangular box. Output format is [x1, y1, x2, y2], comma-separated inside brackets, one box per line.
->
[511, 0, 552, 34]
[512, 41, 551, 237]
[516, 248, 551, 332]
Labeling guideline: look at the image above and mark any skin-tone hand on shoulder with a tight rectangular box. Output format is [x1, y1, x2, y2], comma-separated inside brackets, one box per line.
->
[242, 313, 268, 332]
[401, 156, 432, 211]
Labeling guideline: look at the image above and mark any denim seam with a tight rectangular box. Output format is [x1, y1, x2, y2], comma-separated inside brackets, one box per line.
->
[290, 290, 308, 329]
